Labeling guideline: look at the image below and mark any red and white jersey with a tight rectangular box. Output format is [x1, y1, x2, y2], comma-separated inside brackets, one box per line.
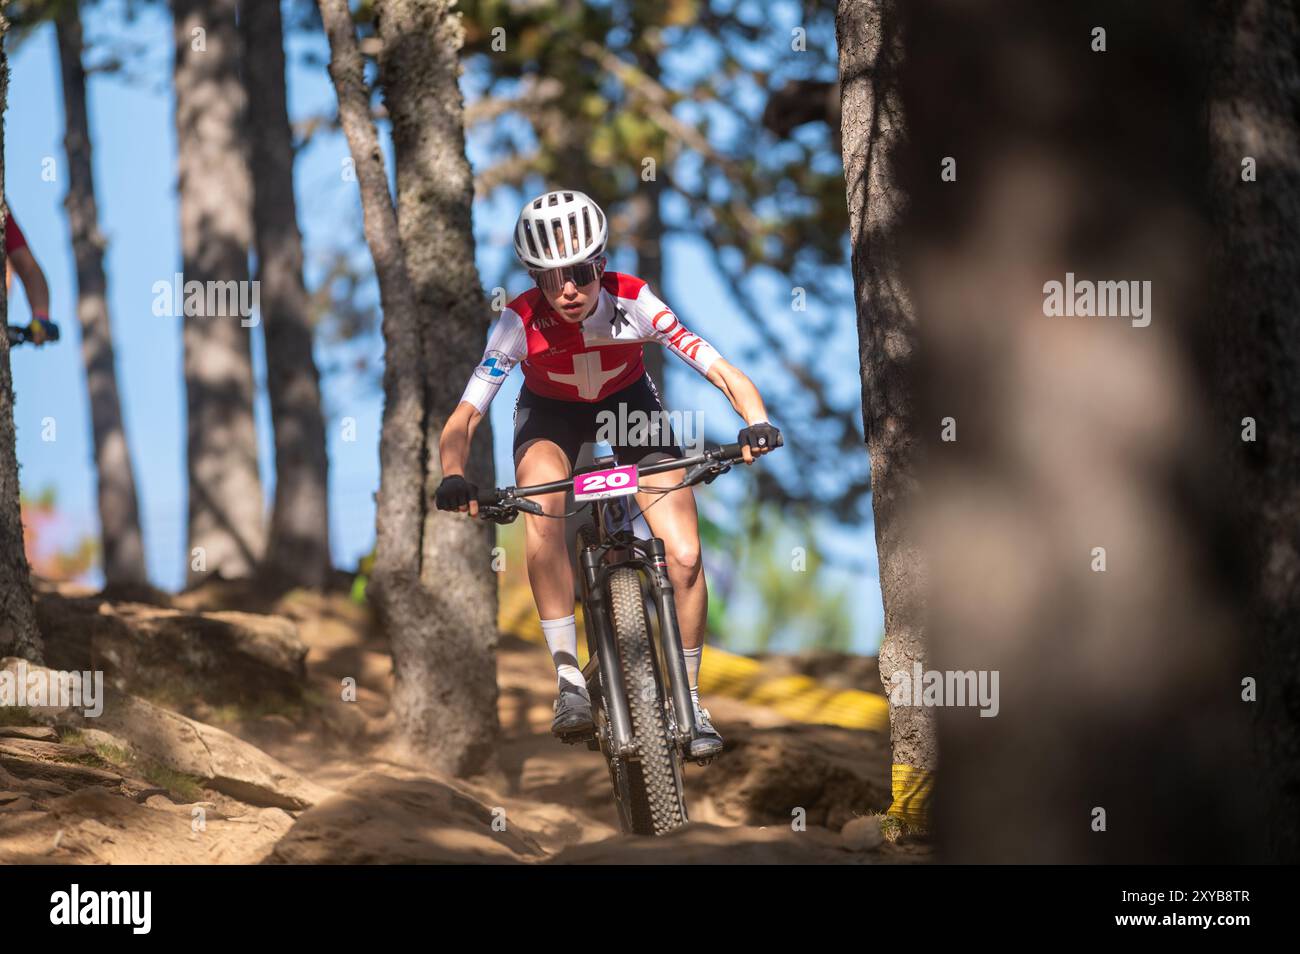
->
[458, 271, 722, 412]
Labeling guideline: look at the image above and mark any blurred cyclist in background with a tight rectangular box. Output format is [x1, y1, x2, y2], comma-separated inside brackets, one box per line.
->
[4, 200, 56, 345]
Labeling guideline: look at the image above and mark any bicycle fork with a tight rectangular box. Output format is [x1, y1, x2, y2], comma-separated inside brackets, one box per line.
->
[645, 537, 701, 751]
[579, 536, 701, 757]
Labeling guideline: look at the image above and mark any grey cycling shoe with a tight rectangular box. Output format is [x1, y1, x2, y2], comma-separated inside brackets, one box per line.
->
[688, 699, 724, 760]
[551, 683, 595, 737]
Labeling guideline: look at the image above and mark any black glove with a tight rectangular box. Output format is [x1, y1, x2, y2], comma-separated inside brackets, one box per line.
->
[737, 421, 781, 454]
[435, 474, 476, 511]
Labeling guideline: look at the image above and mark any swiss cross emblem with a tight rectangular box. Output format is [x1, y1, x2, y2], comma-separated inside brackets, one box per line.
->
[547, 351, 626, 400]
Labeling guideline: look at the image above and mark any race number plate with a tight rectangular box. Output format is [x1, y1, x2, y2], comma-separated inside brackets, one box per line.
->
[573, 464, 639, 502]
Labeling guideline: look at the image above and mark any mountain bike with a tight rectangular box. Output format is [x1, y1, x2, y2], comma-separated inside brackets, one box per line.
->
[6, 323, 60, 346]
[474, 435, 781, 835]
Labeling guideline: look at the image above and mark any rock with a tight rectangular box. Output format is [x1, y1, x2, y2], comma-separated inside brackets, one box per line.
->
[91, 692, 331, 811]
[34, 593, 308, 712]
[0, 726, 58, 742]
[2, 659, 330, 811]
[841, 815, 884, 851]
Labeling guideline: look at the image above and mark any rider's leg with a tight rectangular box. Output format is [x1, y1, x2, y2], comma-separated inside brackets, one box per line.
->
[636, 473, 722, 755]
[515, 438, 575, 620]
[635, 472, 707, 653]
[515, 438, 589, 701]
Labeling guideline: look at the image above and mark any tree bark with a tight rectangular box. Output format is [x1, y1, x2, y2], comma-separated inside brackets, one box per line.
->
[1207, 0, 1300, 862]
[899, 0, 1260, 862]
[0, 14, 45, 664]
[171, 0, 265, 585]
[240, 0, 332, 590]
[836, 0, 934, 830]
[55, 0, 148, 588]
[320, 0, 499, 775]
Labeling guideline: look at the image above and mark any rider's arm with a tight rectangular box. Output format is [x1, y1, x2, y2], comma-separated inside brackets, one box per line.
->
[440, 401, 488, 480]
[8, 246, 50, 318]
[629, 282, 775, 462]
[704, 358, 769, 427]
[439, 305, 526, 478]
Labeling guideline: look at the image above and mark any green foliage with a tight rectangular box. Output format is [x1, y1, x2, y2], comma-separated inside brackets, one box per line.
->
[701, 497, 856, 654]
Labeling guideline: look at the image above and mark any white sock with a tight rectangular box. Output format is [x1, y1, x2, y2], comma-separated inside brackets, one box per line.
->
[682, 645, 702, 695]
[541, 614, 587, 697]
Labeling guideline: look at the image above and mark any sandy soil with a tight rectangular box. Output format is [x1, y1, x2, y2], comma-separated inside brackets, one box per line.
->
[1, 585, 930, 865]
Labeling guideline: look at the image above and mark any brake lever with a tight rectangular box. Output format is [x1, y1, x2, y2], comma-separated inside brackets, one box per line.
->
[684, 461, 729, 487]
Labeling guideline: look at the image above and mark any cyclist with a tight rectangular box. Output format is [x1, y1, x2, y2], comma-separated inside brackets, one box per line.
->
[3, 202, 56, 345]
[435, 190, 780, 759]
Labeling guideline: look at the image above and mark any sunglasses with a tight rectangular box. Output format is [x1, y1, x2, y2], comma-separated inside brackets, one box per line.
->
[529, 257, 606, 294]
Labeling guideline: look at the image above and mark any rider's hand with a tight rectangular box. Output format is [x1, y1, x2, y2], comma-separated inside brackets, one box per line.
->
[29, 313, 55, 347]
[737, 421, 781, 465]
[435, 474, 478, 515]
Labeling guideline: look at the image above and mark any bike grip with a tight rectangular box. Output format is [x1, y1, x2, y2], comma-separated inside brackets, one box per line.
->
[719, 442, 743, 460]
[476, 486, 503, 505]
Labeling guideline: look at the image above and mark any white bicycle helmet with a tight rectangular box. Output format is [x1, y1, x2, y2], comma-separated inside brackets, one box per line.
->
[514, 190, 608, 269]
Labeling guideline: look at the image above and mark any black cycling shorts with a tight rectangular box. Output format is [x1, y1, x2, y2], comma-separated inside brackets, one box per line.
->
[512, 373, 685, 472]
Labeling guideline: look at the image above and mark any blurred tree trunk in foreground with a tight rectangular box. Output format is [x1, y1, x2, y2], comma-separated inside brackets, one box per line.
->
[241, 0, 333, 589]
[172, 0, 265, 584]
[899, 0, 1260, 862]
[1207, 0, 1300, 862]
[319, 0, 499, 775]
[837, 0, 935, 831]
[0, 14, 45, 664]
[55, 0, 148, 587]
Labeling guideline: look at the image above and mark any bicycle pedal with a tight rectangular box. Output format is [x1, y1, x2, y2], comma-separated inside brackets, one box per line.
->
[556, 729, 596, 746]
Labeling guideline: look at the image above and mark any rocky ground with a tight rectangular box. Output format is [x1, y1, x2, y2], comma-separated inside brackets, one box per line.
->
[0, 580, 930, 864]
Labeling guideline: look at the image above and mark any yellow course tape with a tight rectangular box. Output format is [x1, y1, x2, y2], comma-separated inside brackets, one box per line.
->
[499, 583, 890, 733]
[887, 763, 934, 830]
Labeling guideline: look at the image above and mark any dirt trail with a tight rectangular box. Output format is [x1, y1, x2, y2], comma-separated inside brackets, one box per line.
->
[0, 583, 929, 864]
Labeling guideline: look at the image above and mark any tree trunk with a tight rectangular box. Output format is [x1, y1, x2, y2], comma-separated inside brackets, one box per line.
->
[836, 0, 934, 830]
[0, 18, 45, 664]
[55, 0, 148, 588]
[171, 0, 265, 585]
[240, 0, 332, 590]
[320, 0, 499, 775]
[899, 0, 1260, 862]
[1207, 0, 1300, 862]
[377, 0, 499, 769]
[632, 38, 667, 397]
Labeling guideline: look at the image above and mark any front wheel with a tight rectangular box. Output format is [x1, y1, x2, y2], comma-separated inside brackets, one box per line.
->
[605, 565, 688, 835]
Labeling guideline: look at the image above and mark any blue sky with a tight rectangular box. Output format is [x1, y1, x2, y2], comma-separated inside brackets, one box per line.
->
[4, 1, 883, 653]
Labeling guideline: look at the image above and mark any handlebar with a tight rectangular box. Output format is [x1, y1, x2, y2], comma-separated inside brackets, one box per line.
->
[471, 433, 782, 523]
[6, 323, 61, 346]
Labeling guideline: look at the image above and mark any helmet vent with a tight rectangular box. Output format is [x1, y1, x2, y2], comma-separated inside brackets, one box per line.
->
[521, 220, 541, 260]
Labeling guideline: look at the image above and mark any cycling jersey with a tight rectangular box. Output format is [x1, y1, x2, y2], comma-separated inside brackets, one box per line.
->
[459, 271, 721, 412]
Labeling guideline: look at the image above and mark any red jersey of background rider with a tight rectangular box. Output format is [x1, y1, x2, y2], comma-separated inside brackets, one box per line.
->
[4, 210, 28, 255]
[458, 271, 722, 412]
